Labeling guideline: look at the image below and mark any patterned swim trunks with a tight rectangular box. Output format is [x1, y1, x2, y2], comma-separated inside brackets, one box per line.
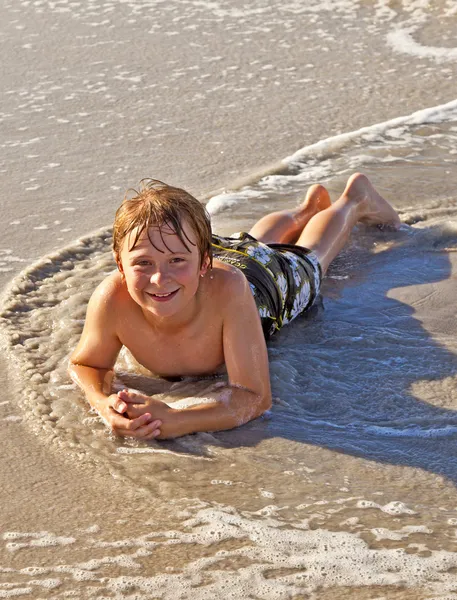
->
[212, 232, 322, 338]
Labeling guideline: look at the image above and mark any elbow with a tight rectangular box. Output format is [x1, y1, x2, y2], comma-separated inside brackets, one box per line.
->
[226, 386, 271, 424]
[253, 393, 271, 418]
[67, 360, 80, 385]
[67, 359, 76, 375]
[245, 389, 272, 420]
[66, 358, 96, 384]
[260, 393, 272, 414]
[67, 355, 83, 375]
[67, 350, 81, 370]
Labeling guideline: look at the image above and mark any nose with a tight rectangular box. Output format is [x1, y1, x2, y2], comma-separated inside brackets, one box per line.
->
[149, 264, 169, 285]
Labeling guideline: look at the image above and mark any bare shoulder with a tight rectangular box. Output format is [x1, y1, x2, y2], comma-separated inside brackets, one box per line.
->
[209, 260, 251, 307]
[90, 271, 128, 310]
[207, 261, 255, 314]
[82, 271, 132, 334]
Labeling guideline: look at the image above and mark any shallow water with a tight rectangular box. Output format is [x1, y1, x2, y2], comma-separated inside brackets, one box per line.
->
[1, 0, 457, 598]
[2, 107, 457, 597]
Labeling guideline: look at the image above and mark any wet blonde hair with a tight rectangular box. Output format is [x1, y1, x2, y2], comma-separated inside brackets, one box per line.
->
[113, 179, 213, 268]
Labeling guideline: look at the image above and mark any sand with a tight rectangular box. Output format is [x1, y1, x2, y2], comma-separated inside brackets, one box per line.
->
[1, 0, 457, 597]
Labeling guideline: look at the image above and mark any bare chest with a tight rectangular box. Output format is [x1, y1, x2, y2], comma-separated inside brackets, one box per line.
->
[117, 310, 224, 378]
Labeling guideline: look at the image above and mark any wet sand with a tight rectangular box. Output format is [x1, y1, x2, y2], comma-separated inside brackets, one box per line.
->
[1, 1, 457, 597]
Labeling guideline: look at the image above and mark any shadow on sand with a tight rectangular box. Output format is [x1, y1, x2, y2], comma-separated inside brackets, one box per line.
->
[135, 224, 457, 486]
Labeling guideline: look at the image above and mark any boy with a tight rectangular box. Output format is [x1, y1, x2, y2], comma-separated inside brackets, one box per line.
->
[69, 173, 400, 439]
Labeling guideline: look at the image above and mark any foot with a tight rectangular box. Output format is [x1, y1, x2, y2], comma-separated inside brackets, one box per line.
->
[343, 173, 401, 229]
[295, 184, 332, 228]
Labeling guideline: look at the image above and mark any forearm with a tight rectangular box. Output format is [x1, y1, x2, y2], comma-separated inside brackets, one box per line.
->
[68, 363, 113, 411]
[164, 386, 271, 438]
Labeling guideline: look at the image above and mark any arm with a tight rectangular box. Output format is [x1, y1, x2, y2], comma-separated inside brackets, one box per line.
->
[69, 276, 162, 439]
[122, 268, 272, 438]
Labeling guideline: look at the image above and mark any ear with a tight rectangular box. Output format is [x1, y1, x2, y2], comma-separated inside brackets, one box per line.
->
[199, 252, 211, 276]
[113, 251, 125, 279]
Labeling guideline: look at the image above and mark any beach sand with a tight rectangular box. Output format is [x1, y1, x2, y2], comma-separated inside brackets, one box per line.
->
[1, 0, 457, 597]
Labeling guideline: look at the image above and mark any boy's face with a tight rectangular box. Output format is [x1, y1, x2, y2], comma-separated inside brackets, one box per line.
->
[118, 219, 208, 320]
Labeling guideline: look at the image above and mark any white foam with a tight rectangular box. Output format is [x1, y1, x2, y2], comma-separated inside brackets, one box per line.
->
[206, 189, 265, 215]
[203, 98, 457, 215]
[211, 480, 234, 485]
[27, 579, 60, 589]
[387, 27, 457, 61]
[365, 424, 457, 438]
[60, 503, 457, 597]
[3, 532, 76, 552]
[371, 525, 432, 541]
[82, 525, 100, 533]
[116, 447, 211, 459]
[260, 489, 275, 499]
[287, 99, 457, 163]
[356, 500, 417, 515]
[0, 588, 33, 598]
[1, 494, 456, 596]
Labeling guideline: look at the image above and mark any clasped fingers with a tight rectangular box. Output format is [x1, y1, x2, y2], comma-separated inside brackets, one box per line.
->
[109, 410, 162, 440]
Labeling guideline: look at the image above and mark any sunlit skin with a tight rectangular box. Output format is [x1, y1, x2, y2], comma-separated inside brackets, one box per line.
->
[118, 225, 210, 327]
[69, 173, 400, 440]
[69, 219, 272, 439]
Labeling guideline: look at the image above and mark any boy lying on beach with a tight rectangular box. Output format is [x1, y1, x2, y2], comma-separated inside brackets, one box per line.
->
[69, 173, 400, 440]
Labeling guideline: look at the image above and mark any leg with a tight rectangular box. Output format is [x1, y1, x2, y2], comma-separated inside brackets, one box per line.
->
[296, 173, 401, 274]
[248, 184, 331, 244]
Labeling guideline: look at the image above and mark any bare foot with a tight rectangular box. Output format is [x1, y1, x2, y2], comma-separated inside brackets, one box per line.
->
[295, 184, 332, 228]
[343, 173, 401, 229]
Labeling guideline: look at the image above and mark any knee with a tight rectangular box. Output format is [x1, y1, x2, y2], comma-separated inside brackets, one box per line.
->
[347, 172, 370, 188]
[308, 183, 327, 195]
[304, 184, 331, 211]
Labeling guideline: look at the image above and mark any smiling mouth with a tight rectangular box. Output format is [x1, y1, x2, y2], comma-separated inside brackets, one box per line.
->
[147, 289, 179, 301]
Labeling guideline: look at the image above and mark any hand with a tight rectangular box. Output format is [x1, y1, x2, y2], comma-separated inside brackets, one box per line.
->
[98, 393, 162, 440]
[117, 390, 176, 439]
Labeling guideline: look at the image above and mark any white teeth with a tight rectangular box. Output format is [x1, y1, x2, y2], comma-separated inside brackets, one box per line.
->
[153, 291, 174, 297]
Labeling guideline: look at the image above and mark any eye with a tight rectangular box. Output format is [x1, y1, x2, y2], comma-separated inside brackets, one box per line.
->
[136, 260, 151, 266]
[170, 257, 185, 264]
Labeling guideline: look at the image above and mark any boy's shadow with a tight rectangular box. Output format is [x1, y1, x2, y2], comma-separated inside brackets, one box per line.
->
[222, 224, 457, 484]
[120, 224, 457, 485]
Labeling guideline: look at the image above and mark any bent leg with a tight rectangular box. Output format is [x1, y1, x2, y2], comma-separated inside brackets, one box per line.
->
[248, 184, 331, 244]
[296, 173, 400, 274]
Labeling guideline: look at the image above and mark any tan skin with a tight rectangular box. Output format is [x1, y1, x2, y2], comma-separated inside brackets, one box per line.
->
[69, 221, 272, 440]
[69, 173, 400, 439]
